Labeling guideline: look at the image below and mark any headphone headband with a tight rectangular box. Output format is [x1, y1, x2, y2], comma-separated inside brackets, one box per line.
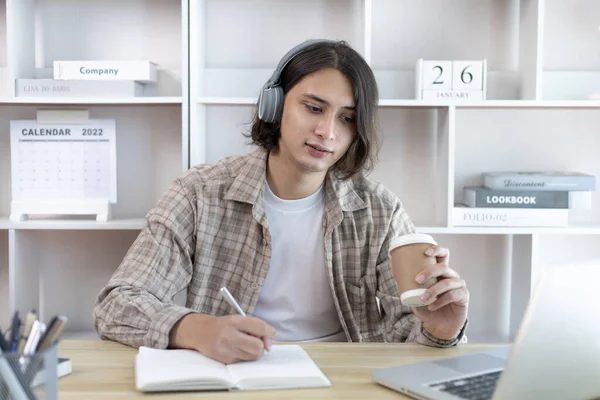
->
[266, 39, 338, 87]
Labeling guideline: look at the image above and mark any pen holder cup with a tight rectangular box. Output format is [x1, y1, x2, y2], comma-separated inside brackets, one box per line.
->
[0, 343, 59, 400]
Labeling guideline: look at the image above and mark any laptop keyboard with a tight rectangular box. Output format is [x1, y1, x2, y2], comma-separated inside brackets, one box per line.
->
[428, 370, 502, 400]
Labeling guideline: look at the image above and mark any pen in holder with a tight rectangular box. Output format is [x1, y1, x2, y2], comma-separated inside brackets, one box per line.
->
[0, 343, 59, 400]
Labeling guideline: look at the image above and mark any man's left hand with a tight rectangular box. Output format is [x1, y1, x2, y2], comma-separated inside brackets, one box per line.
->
[412, 245, 469, 341]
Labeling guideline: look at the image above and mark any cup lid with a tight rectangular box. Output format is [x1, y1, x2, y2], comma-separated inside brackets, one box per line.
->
[400, 288, 436, 307]
[389, 233, 437, 255]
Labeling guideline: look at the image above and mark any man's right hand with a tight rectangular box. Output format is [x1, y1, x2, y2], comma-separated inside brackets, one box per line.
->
[169, 313, 276, 364]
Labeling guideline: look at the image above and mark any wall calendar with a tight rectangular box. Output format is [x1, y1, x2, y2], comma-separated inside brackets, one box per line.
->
[10, 119, 117, 222]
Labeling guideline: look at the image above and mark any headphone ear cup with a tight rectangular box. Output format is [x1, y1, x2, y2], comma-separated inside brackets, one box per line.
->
[258, 85, 283, 123]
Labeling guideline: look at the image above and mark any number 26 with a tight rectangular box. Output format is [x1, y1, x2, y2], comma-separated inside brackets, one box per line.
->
[433, 65, 472, 85]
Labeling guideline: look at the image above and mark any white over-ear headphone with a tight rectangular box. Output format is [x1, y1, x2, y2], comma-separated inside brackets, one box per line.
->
[257, 39, 337, 123]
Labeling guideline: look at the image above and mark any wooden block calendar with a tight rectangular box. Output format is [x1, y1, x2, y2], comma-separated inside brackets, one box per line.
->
[415, 59, 487, 101]
[9, 119, 117, 222]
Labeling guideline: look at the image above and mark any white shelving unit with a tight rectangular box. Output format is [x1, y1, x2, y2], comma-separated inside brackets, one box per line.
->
[0, 0, 189, 336]
[2, 0, 599, 343]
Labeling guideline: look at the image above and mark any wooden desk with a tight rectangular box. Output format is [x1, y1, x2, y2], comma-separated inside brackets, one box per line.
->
[57, 340, 504, 399]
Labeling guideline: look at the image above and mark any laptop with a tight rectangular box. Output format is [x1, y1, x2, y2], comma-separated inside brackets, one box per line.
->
[372, 261, 600, 400]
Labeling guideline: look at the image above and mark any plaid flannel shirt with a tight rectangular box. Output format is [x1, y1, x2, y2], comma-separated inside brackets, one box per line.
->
[93, 148, 467, 349]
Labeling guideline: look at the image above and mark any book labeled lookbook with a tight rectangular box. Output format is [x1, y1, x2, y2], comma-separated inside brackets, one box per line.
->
[53, 60, 158, 83]
[462, 187, 593, 209]
[135, 345, 331, 393]
[16, 79, 144, 98]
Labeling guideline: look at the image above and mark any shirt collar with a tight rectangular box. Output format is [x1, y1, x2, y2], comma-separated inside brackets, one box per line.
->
[223, 148, 268, 206]
[224, 147, 367, 221]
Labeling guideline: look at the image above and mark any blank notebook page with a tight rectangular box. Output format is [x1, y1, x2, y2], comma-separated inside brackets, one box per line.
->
[227, 345, 326, 382]
[136, 347, 232, 388]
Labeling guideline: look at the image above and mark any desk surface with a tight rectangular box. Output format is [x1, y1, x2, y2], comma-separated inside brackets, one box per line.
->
[57, 340, 505, 399]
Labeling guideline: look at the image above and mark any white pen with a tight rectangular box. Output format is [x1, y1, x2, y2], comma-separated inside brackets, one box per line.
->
[19, 321, 45, 373]
[219, 287, 246, 316]
[22, 321, 41, 357]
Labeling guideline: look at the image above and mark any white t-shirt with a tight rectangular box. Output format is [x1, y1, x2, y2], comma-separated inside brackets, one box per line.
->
[252, 181, 346, 342]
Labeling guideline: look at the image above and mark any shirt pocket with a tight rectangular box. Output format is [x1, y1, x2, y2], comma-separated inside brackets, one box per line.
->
[344, 274, 383, 341]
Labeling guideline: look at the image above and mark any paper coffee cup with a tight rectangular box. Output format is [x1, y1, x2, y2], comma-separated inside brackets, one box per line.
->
[389, 233, 438, 307]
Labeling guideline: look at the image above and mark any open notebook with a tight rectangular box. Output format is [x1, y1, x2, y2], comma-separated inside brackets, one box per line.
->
[135, 344, 331, 392]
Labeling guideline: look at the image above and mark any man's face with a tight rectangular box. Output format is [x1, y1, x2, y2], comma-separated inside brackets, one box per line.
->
[277, 68, 357, 175]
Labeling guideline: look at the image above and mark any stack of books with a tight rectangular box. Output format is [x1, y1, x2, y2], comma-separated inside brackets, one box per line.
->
[15, 60, 158, 98]
[454, 171, 596, 227]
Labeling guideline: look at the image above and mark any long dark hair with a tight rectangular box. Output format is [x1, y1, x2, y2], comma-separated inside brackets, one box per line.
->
[246, 40, 380, 180]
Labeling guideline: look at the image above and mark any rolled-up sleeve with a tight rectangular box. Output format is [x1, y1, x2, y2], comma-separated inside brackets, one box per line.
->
[93, 178, 198, 349]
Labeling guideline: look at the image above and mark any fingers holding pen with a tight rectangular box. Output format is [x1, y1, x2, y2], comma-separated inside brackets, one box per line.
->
[216, 315, 276, 364]
[170, 311, 277, 365]
[233, 315, 275, 350]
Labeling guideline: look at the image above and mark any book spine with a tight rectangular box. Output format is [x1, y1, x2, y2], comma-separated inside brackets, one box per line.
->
[452, 207, 569, 227]
[53, 61, 157, 83]
[15, 79, 143, 97]
[463, 187, 579, 208]
[483, 174, 595, 191]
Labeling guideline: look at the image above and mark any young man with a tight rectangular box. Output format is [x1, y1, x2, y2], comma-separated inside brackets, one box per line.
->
[93, 39, 469, 365]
